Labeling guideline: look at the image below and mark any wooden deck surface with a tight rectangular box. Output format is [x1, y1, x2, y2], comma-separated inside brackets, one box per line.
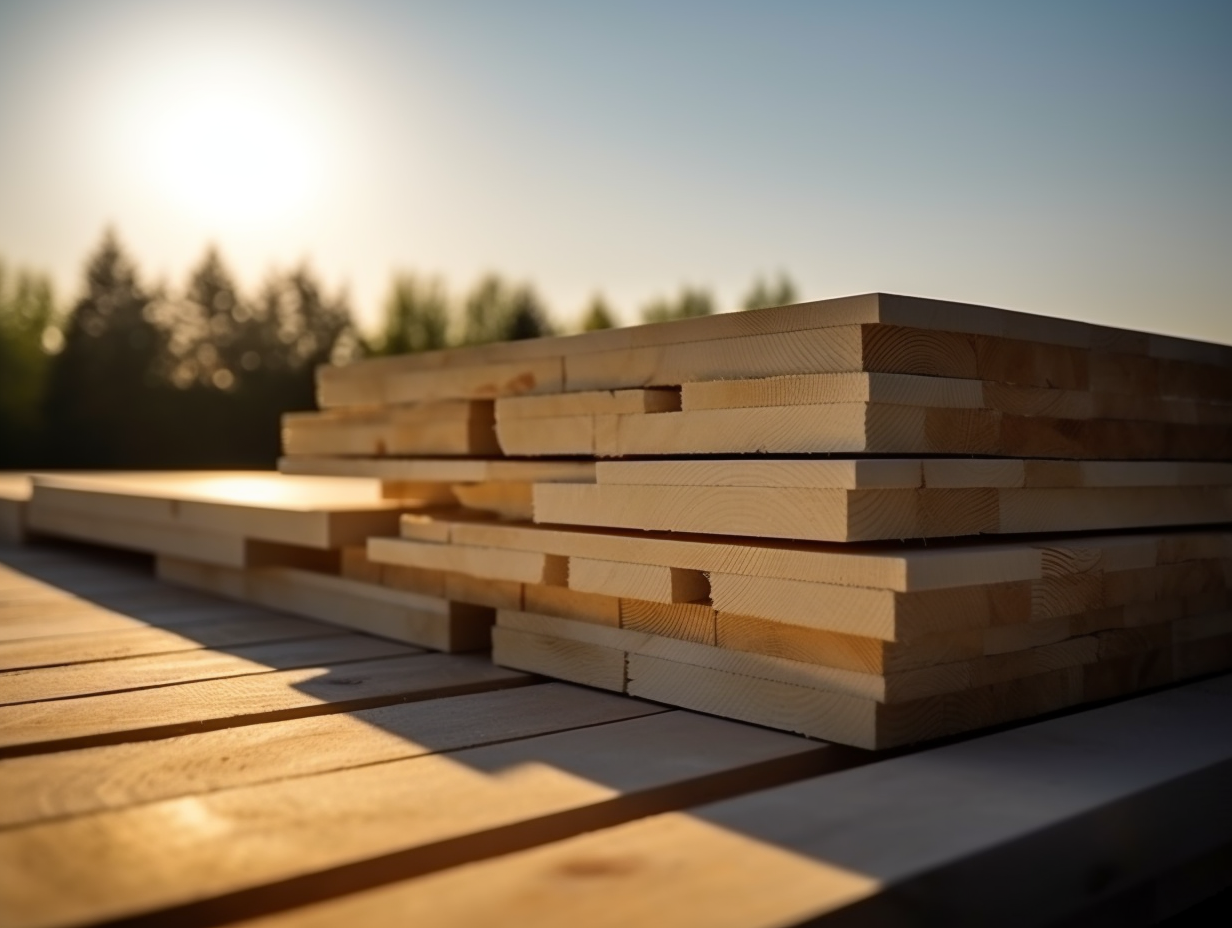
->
[1, 540, 1230, 928]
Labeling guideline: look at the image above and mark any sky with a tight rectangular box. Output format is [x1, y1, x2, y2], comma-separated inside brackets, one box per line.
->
[1, 0, 1230, 340]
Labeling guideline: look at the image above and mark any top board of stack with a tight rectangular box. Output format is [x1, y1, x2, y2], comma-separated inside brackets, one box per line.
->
[280, 292, 1232, 750]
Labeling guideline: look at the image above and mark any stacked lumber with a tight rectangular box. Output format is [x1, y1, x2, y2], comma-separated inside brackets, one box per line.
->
[294, 293, 1232, 460]
[306, 293, 1232, 749]
[367, 512, 1232, 748]
[22, 472, 496, 652]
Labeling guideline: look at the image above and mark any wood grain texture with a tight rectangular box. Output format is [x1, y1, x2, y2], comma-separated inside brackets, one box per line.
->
[241, 676, 1232, 928]
[0, 683, 663, 828]
[568, 558, 709, 604]
[278, 455, 594, 484]
[533, 483, 1232, 542]
[0, 633, 416, 705]
[0, 612, 335, 672]
[0, 652, 530, 758]
[412, 518, 1230, 594]
[0, 712, 830, 928]
[157, 558, 495, 652]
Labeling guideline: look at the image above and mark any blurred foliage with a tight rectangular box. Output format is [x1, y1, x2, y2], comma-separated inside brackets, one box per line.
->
[376, 273, 450, 355]
[461, 274, 554, 346]
[0, 260, 60, 467]
[1, 229, 799, 468]
[16, 230, 359, 468]
[742, 272, 799, 311]
[641, 286, 715, 324]
[580, 294, 616, 331]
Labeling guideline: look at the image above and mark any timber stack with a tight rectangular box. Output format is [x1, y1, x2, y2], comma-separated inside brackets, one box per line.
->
[286, 293, 1232, 747]
[281, 292, 1232, 749]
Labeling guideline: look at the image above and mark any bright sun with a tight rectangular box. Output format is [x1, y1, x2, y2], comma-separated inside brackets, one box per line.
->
[125, 52, 319, 226]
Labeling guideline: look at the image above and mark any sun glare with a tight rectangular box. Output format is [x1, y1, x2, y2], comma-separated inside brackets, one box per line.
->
[120, 48, 321, 226]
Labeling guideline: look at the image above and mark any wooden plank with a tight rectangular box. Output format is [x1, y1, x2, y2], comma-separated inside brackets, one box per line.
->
[0, 612, 335, 672]
[369, 536, 565, 586]
[620, 599, 716, 645]
[448, 520, 1044, 591]
[596, 458, 924, 489]
[279, 456, 595, 484]
[497, 388, 680, 419]
[0, 712, 836, 928]
[0, 683, 664, 828]
[495, 610, 1232, 734]
[283, 400, 500, 457]
[158, 558, 494, 652]
[0, 633, 416, 705]
[317, 293, 1232, 390]
[533, 483, 1232, 543]
[524, 584, 620, 626]
[452, 481, 535, 520]
[245, 675, 1232, 928]
[569, 558, 708, 604]
[0, 652, 529, 758]
[682, 370, 984, 410]
[708, 574, 1033, 640]
[30, 474, 408, 550]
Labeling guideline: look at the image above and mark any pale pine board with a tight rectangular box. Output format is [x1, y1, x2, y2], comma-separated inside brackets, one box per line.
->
[318, 297, 1232, 407]
[382, 516, 1230, 594]
[29, 473, 407, 549]
[0, 633, 416, 705]
[279, 455, 595, 484]
[0, 612, 336, 672]
[594, 458, 1232, 489]
[494, 608, 1232, 707]
[0, 652, 530, 758]
[158, 558, 494, 652]
[0, 712, 833, 928]
[318, 293, 1232, 395]
[493, 615, 1232, 748]
[0, 683, 664, 828]
[236, 676, 1232, 928]
[532, 483, 1232, 542]
[282, 399, 500, 456]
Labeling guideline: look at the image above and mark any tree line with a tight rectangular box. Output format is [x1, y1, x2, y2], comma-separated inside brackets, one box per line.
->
[0, 229, 798, 469]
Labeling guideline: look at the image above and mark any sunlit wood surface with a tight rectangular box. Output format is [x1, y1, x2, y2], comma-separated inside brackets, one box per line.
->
[1, 541, 1229, 928]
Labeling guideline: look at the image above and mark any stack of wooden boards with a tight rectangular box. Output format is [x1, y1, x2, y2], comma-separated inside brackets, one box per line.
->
[288, 293, 1232, 749]
[21, 472, 501, 652]
[288, 292, 1232, 461]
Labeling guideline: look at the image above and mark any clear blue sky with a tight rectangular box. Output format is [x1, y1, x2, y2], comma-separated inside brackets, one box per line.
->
[1, 0, 1229, 340]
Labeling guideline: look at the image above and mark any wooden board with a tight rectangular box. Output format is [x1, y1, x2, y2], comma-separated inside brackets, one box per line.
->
[237, 675, 1232, 928]
[495, 607, 1232, 707]
[493, 613, 1232, 748]
[282, 400, 500, 457]
[0, 612, 337, 672]
[279, 456, 595, 484]
[314, 293, 1232, 407]
[499, 404, 1230, 459]
[0, 711, 834, 928]
[29, 473, 408, 549]
[594, 458, 1232, 489]
[680, 370, 1232, 422]
[157, 558, 495, 653]
[0, 683, 665, 828]
[383, 516, 1231, 595]
[533, 483, 1232, 542]
[0, 633, 417, 705]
